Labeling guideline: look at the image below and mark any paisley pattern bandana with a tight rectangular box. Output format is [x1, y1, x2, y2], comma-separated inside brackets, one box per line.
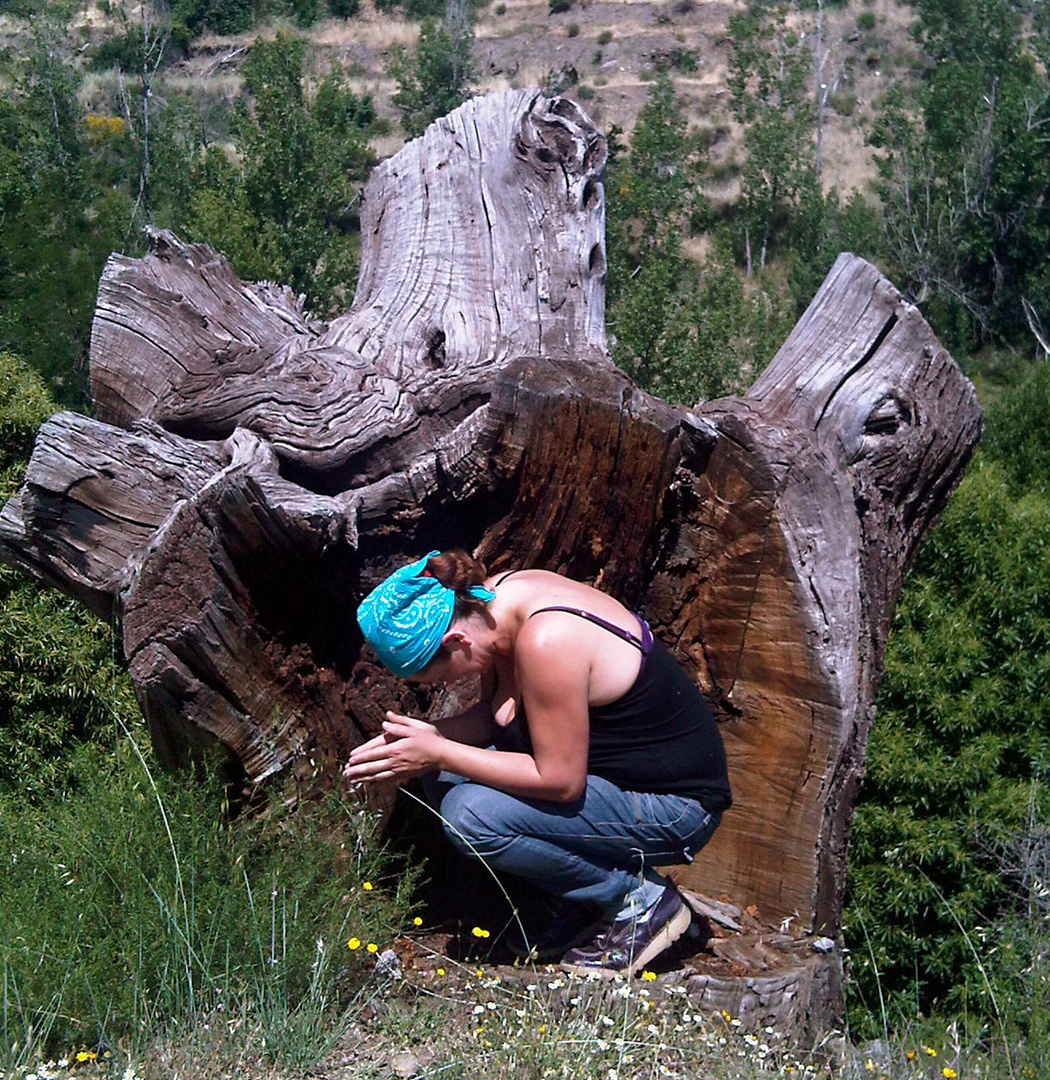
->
[356, 551, 496, 677]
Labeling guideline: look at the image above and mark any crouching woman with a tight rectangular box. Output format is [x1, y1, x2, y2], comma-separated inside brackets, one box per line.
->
[343, 550, 731, 976]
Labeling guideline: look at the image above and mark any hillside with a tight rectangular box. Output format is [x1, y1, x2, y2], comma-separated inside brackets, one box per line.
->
[62, 0, 918, 202]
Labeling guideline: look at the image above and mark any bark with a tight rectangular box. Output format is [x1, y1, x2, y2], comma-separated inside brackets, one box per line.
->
[0, 90, 981, 1019]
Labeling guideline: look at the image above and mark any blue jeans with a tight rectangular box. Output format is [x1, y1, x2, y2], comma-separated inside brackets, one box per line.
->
[424, 771, 720, 914]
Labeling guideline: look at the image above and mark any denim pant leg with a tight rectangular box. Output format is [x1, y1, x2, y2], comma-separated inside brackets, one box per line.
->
[423, 771, 720, 912]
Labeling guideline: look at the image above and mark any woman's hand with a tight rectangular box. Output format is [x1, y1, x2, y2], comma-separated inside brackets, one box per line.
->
[342, 712, 445, 783]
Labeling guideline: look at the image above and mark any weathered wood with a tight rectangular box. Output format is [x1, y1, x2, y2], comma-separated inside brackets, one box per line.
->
[652, 258, 982, 933]
[0, 88, 982, 1031]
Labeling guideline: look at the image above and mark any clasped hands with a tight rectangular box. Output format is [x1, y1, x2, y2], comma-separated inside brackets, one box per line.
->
[342, 712, 443, 784]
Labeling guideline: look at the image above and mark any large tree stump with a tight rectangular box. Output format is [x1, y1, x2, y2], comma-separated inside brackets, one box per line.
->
[0, 90, 981, 1033]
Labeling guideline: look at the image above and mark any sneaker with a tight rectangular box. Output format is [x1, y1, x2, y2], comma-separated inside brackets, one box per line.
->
[559, 884, 691, 978]
[504, 898, 607, 962]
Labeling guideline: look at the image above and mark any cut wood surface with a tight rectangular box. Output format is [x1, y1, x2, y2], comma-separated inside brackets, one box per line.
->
[1, 90, 981, 1027]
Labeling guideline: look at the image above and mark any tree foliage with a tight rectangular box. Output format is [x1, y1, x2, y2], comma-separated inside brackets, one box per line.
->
[0, 7, 136, 406]
[185, 34, 376, 314]
[0, 353, 137, 800]
[728, 2, 818, 274]
[606, 75, 790, 402]
[869, 0, 1050, 352]
[388, 15, 475, 139]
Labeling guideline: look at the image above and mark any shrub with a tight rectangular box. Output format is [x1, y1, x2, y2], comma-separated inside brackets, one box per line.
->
[0, 353, 135, 802]
[170, 0, 254, 48]
[845, 456, 1050, 1028]
[596, 28, 613, 45]
[0, 351, 52, 487]
[88, 29, 146, 72]
[857, 10, 876, 31]
[983, 360, 1050, 498]
[549, 0, 573, 14]
[567, 21, 579, 37]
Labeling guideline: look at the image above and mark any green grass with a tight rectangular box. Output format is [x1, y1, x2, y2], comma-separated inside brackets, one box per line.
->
[0, 731, 412, 1076]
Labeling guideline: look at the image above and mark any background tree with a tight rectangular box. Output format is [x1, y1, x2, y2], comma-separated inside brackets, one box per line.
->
[0, 3, 136, 406]
[388, 3, 475, 139]
[186, 34, 376, 314]
[605, 75, 794, 402]
[869, 0, 1050, 353]
[727, 1, 817, 274]
[109, 0, 172, 222]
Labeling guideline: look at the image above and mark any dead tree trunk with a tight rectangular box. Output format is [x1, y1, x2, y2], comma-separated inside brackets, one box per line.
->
[0, 90, 980, 1035]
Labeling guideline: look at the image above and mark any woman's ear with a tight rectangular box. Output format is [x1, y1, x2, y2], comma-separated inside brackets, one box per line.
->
[441, 627, 472, 653]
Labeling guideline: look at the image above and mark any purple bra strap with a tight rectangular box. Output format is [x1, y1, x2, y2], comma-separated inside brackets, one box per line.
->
[529, 606, 654, 658]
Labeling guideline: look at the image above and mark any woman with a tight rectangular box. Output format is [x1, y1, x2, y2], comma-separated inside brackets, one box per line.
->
[343, 550, 731, 976]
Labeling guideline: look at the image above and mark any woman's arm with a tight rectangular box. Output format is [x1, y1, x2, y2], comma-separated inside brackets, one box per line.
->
[343, 622, 591, 802]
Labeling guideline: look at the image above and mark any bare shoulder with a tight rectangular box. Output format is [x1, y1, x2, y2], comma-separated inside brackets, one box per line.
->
[490, 568, 631, 620]
[514, 617, 592, 713]
[503, 571, 644, 706]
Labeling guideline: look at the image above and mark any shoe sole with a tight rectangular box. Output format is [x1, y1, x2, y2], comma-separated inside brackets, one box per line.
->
[559, 902, 692, 979]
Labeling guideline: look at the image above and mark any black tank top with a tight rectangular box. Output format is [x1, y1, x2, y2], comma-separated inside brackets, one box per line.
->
[494, 583, 731, 811]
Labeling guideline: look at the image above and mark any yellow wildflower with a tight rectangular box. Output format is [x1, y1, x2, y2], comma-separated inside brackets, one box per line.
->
[472, 926, 491, 938]
[362, 881, 374, 891]
[926, 1048, 938, 1058]
[413, 916, 423, 926]
[942, 1070, 957, 1079]
[437, 967, 445, 976]
[347, 937, 361, 950]
[641, 969, 657, 981]
[366, 942, 378, 953]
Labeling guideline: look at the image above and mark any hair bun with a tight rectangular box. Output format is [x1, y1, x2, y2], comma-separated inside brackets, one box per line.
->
[425, 550, 488, 592]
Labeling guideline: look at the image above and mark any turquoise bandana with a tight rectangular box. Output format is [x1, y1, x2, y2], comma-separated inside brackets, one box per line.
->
[356, 551, 496, 677]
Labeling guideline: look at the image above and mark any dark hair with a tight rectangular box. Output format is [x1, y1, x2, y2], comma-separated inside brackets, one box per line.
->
[425, 550, 490, 621]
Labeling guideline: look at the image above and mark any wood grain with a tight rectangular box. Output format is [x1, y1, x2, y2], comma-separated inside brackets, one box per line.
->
[0, 91, 981, 1021]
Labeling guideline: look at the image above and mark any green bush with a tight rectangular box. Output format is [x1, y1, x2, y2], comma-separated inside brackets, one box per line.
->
[845, 456, 1050, 1028]
[389, 18, 474, 139]
[171, 0, 254, 48]
[0, 353, 137, 802]
[0, 351, 52, 485]
[87, 29, 146, 72]
[983, 360, 1050, 498]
